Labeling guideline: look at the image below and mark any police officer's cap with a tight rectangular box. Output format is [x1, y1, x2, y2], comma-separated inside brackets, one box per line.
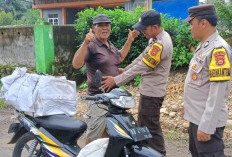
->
[132, 10, 161, 31]
[183, 4, 216, 23]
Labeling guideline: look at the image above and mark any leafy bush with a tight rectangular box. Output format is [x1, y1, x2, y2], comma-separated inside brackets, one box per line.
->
[0, 83, 7, 109]
[74, 7, 198, 70]
[14, 9, 40, 25]
[161, 14, 199, 69]
[134, 76, 141, 87]
[214, 0, 232, 45]
[0, 11, 13, 26]
[79, 81, 88, 89]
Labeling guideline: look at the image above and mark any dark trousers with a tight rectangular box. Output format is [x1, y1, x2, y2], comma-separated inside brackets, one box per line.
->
[138, 94, 165, 156]
[189, 122, 225, 157]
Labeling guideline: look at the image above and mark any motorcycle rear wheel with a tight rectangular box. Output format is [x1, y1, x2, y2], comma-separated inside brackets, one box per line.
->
[12, 132, 46, 157]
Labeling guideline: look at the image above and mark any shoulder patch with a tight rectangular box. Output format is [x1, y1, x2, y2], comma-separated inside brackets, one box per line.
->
[142, 43, 163, 68]
[209, 47, 231, 81]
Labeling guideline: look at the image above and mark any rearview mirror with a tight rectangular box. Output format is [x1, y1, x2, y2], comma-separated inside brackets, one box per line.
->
[94, 69, 102, 88]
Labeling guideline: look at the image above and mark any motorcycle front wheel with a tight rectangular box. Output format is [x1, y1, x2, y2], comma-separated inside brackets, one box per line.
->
[12, 132, 46, 157]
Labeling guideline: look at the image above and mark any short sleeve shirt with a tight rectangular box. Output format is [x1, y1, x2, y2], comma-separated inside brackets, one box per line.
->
[85, 37, 121, 95]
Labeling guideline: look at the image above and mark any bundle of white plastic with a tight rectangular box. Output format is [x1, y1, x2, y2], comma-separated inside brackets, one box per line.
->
[0, 67, 77, 117]
[77, 138, 109, 157]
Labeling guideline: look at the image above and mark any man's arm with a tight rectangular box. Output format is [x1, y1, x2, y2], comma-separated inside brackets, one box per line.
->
[72, 29, 95, 69]
[119, 29, 140, 62]
[101, 59, 150, 92]
[125, 52, 144, 70]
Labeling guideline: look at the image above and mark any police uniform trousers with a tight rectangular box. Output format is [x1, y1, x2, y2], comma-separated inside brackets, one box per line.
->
[138, 94, 166, 156]
[189, 122, 225, 157]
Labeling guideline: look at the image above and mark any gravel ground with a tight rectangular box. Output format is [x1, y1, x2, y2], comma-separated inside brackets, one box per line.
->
[76, 68, 232, 156]
[0, 68, 231, 157]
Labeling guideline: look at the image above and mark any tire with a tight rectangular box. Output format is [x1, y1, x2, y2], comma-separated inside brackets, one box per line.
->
[12, 132, 45, 157]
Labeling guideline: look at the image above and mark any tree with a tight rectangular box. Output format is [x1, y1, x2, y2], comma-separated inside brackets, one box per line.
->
[15, 9, 40, 25]
[214, 0, 232, 44]
[0, 0, 31, 20]
[0, 11, 14, 26]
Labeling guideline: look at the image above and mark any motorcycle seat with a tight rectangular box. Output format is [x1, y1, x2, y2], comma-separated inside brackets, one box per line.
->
[35, 114, 87, 132]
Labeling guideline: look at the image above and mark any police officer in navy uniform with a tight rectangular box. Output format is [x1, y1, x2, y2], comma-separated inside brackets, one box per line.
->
[182, 4, 232, 157]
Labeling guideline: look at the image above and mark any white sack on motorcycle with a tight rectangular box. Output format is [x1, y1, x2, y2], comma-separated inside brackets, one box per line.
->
[0, 67, 78, 117]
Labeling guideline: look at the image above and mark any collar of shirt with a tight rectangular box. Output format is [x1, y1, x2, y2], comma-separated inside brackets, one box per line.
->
[195, 30, 218, 53]
[156, 28, 165, 41]
[93, 37, 116, 53]
[202, 30, 218, 48]
[94, 37, 113, 48]
[148, 28, 165, 45]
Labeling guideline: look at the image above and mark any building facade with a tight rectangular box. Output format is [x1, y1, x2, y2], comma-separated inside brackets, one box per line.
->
[32, 0, 136, 25]
[32, 0, 200, 25]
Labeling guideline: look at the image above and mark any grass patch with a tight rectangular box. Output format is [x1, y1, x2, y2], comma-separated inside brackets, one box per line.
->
[163, 129, 189, 141]
[163, 129, 189, 148]
[0, 99, 7, 109]
[0, 83, 7, 109]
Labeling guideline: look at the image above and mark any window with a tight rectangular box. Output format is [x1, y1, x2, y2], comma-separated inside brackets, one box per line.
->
[48, 14, 59, 25]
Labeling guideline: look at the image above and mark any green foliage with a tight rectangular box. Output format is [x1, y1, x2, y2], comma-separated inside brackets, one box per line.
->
[0, 0, 33, 25]
[119, 86, 127, 89]
[15, 9, 40, 25]
[214, 0, 232, 44]
[74, 7, 198, 70]
[0, 83, 7, 109]
[161, 14, 199, 69]
[0, 11, 14, 26]
[133, 76, 141, 87]
[80, 65, 86, 75]
[79, 81, 88, 89]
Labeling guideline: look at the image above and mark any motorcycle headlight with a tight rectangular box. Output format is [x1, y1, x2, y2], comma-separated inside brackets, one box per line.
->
[110, 96, 136, 109]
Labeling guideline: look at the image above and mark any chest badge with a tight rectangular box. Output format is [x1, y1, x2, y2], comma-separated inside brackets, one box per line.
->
[198, 53, 202, 58]
[192, 73, 198, 81]
[192, 64, 198, 71]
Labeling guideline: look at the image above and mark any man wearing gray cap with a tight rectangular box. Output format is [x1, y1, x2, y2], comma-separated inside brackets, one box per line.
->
[182, 4, 232, 157]
[72, 14, 139, 144]
[101, 10, 173, 156]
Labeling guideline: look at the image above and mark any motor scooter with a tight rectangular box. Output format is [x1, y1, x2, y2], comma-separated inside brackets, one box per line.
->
[7, 70, 163, 157]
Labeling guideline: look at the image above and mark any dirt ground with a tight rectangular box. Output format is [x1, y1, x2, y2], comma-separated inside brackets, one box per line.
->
[0, 106, 192, 157]
[1, 68, 232, 156]
[1, 106, 231, 157]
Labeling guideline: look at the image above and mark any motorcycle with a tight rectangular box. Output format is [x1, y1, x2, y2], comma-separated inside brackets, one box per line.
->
[7, 70, 163, 157]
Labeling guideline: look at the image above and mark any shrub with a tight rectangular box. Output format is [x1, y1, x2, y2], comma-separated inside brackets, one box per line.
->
[0, 11, 14, 26]
[74, 7, 198, 70]
[0, 83, 7, 109]
[214, 0, 232, 45]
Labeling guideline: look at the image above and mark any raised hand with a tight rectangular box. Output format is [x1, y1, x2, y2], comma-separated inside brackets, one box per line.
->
[84, 28, 95, 44]
[128, 29, 140, 42]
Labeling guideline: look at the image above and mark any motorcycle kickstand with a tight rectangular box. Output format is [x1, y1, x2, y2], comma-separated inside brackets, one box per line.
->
[123, 146, 129, 157]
